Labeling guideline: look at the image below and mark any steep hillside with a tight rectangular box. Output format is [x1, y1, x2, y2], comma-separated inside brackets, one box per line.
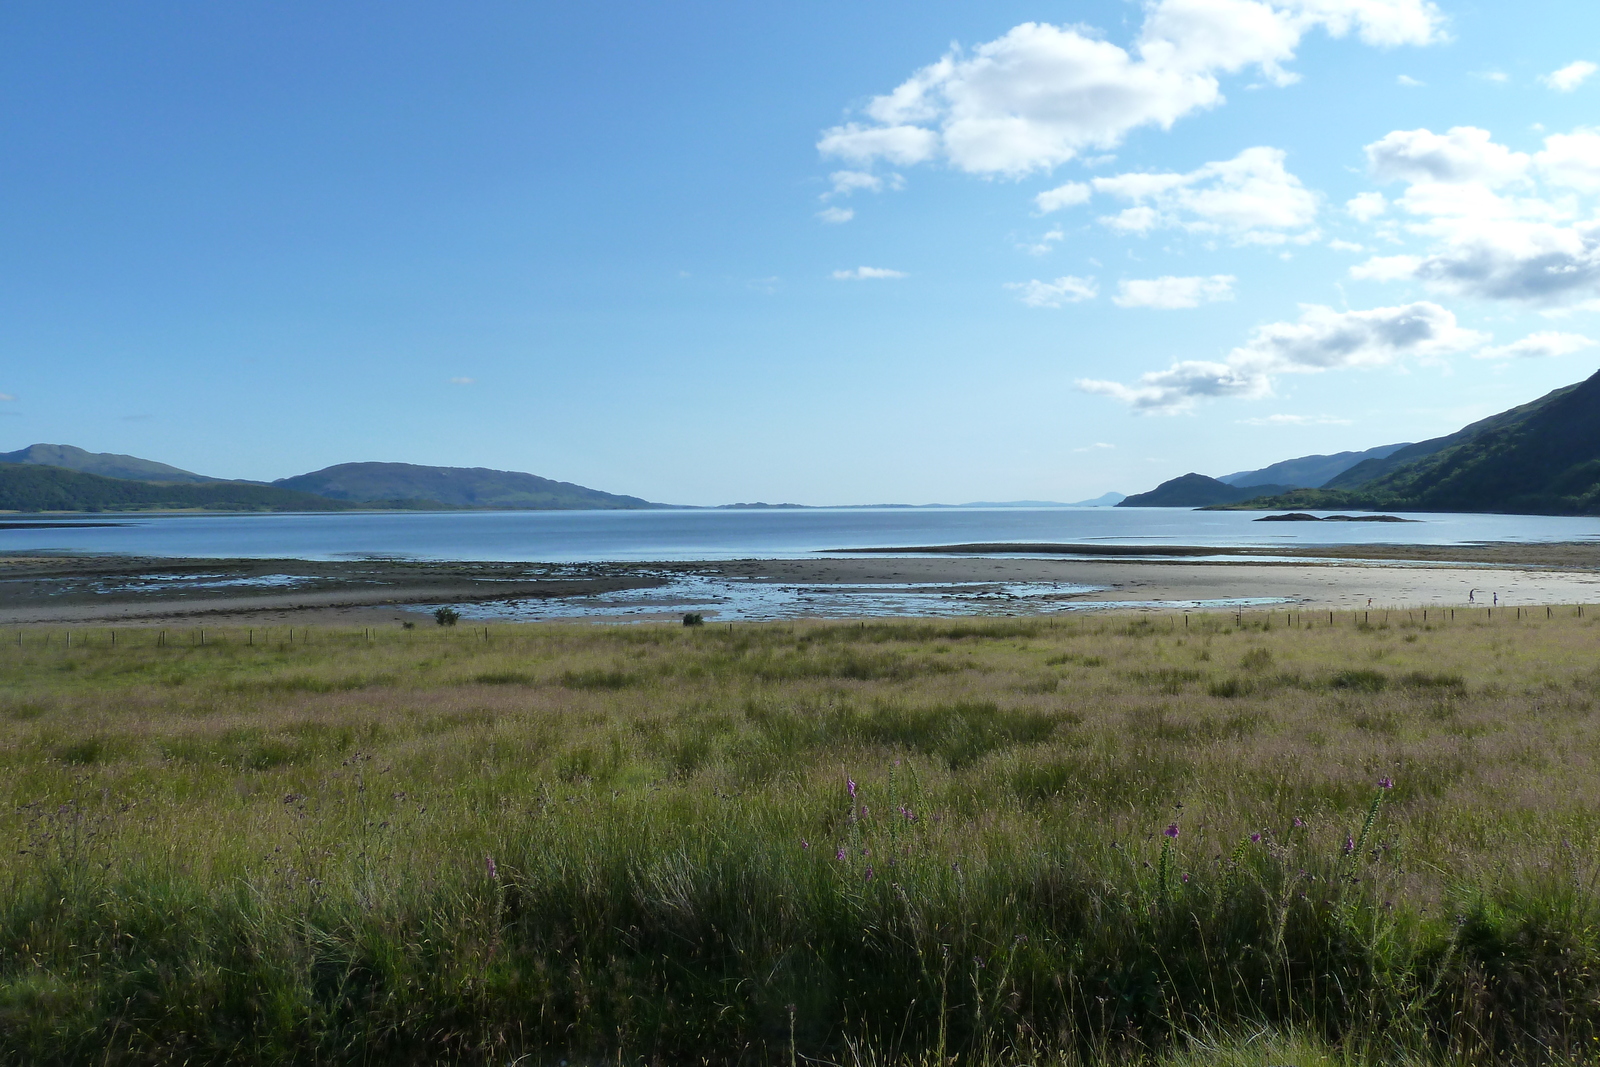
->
[275, 462, 664, 510]
[1220, 443, 1409, 489]
[1221, 371, 1600, 515]
[0, 443, 222, 483]
[1118, 473, 1297, 507]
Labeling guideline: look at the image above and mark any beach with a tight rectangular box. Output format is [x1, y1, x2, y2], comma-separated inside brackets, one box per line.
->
[4, 543, 1599, 625]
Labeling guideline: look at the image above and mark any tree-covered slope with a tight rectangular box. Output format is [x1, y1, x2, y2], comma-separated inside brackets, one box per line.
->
[1218, 370, 1600, 515]
[1219, 442, 1410, 489]
[274, 462, 664, 509]
[0, 463, 419, 512]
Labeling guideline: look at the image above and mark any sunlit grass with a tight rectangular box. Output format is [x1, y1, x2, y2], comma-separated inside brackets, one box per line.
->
[4, 608, 1600, 1064]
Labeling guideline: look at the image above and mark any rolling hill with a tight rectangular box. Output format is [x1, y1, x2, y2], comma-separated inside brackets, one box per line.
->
[0, 443, 225, 484]
[1117, 473, 1298, 507]
[273, 462, 664, 510]
[0, 463, 387, 512]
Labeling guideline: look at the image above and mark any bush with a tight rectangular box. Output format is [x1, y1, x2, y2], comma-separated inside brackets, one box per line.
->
[433, 607, 461, 627]
[683, 612, 704, 626]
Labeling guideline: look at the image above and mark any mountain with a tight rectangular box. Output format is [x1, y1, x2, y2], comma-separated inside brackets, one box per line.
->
[1064, 492, 1126, 507]
[1218, 372, 1600, 515]
[275, 462, 664, 510]
[1219, 443, 1410, 489]
[0, 463, 385, 512]
[1117, 473, 1298, 507]
[0, 443, 225, 484]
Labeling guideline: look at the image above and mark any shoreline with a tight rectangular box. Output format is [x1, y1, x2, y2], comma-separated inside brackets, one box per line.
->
[3, 545, 1599, 625]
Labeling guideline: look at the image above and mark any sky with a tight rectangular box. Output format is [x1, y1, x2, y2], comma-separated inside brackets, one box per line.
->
[2, 1, 1600, 505]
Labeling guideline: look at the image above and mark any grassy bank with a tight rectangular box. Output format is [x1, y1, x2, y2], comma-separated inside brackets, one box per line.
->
[4, 609, 1600, 1065]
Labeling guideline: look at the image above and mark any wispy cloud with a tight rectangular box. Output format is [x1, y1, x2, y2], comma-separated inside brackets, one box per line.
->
[1238, 413, 1353, 426]
[1007, 276, 1097, 307]
[450, 377, 476, 385]
[832, 266, 906, 280]
[816, 206, 854, 224]
[1072, 442, 1115, 452]
[1397, 74, 1425, 87]
[1473, 331, 1595, 360]
[1113, 275, 1235, 309]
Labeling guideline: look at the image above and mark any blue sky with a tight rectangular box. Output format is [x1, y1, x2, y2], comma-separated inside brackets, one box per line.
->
[2, 1, 1599, 504]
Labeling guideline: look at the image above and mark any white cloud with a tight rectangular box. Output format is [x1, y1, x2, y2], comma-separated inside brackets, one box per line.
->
[1397, 74, 1424, 87]
[1091, 147, 1319, 244]
[832, 266, 907, 280]
[1113, 274, 1236, 308]
[1542, 61, 1598, 93]
[1473, 330, 1595, 360]
[1020, 228, 1065, 255]
[827, 170, 882, 196]
[1535, 129, 1600, 193]
[1239, 413, 1354, 425]
[1073, 441, 1116, 452]
[1328, 238, 1366, 252]
[449, 377, 476, 385]
[1346, 126, 1600, 305]
[1365, 126, 1530, 186]
[816, 206, 855, 224]
[819, 0, 1445, 176]
[1478, 70, 1509, 83]
[1035, 181, 1092, 213]
[1079, 301, 1485, 412]
[1008, 275, 1098, 307]
[1346, 191, 1387, 221]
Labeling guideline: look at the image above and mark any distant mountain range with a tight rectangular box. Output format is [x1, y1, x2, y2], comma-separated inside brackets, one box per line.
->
[0, 463, 372, 513]
[0, 443, 230, 485]
[1218, 443, 1410, 489]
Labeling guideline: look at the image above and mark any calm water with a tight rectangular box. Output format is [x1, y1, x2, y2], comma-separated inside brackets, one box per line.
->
[1, 507, 1596, 563]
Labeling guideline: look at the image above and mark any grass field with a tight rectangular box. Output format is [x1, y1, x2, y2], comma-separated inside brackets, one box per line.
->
[4, 608, 1600, 1065]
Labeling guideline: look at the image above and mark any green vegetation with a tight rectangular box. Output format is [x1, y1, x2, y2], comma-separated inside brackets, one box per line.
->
[0, 462, 443, 512]
[5, 610, 1600, 1064]
[1117, 473, 1295, 507]
[273, 461, 667, 509]
[1223, 370, 1600, 515]
[0, 443, 221, 484]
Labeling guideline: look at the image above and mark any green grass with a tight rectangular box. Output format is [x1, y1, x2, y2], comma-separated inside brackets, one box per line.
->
[4, 609, 1600, 1065]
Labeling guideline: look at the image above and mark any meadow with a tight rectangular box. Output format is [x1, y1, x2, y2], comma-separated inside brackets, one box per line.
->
[3, 608, 1600, 1065]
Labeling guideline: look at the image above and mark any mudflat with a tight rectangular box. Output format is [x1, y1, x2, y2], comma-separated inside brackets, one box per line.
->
[4, 542, 1600, 625]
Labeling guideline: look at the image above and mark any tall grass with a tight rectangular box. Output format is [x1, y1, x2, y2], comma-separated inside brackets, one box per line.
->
[3, 610, 1600, 1064]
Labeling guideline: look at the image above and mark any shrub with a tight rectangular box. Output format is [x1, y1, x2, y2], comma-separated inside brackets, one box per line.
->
[433, 607, 461, 627]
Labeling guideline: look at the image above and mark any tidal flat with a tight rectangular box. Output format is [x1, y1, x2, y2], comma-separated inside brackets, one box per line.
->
[5, 610, 1600, 1065]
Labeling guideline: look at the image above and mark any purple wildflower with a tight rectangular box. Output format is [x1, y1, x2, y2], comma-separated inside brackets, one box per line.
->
[864, 866, 874, 882]
[485, 854, 497, 881]
[801, 839, 810, 850]
[1181, 873, 1190, 883]
[1164, 823, 1180, 839]
[860, 805, 869, 818]
[1379, 776, 1394, 790]
[1343, 836, 1355, 855]
[836, 847, 846, 861]
[899, 805, 917, 822]
[1250, 833, 1262, 844]
[847, 777, 857, 800]
[1293, 817, 1304, 828]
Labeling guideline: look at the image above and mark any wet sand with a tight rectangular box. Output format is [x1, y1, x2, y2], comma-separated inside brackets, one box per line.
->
[3, 545, 1599, 625]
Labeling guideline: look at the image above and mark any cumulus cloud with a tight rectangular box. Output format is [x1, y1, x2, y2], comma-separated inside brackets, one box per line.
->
[1328, 239, 1366, 252]
[1090, 147, 1319, 244]
[1396, 74, 1424, 87]
[1113, 274, 1236, 308]
[816, 206, 855, 224]
[1239, 413, 1354, 425]
[819, 0, 1444, 177]
[1542, 61, 1598, 93]
[1346, 191, 1387, 221]
[1347, 125, 1600, 305]
[1020, 228, 1065, 255]
[1079, 301, 1485, 413]
[1008, 275, 1098, 306]
[832, 266, 907, 280]
[1035, 181, 1091, 213]
[1473, 330, 1595, 360]
[1365, 126, 1530, 186]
